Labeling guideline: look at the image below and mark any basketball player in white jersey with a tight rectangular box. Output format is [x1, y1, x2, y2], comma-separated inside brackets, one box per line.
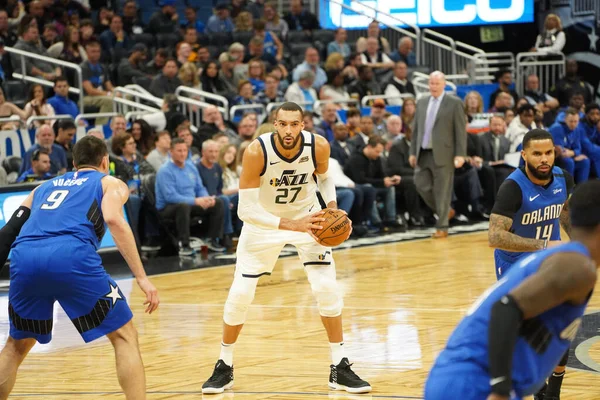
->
[202, 102, 371, 394]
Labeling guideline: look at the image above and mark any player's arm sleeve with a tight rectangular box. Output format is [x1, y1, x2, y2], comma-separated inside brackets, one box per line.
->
[238, 187, 281, 230]
[317, 171, 336, 206]
[0, 207, 31, 265]
[488, 294, 524, 397]
[314, 136, 336, 206]
[490, 180, 522, 219]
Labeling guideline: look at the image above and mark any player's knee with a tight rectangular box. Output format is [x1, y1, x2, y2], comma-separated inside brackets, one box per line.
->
[223, 275, 258, 326]
[107, 320, 138, 346]
[4, 337, 35, 357]
[308, 273, 343, 317]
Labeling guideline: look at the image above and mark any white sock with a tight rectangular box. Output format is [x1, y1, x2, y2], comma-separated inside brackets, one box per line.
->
[330, 342, 346, 365]
[220, 342, 235, 367]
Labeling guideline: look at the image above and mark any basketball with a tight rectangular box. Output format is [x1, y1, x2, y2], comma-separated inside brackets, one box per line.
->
[312, 209, 351, 246]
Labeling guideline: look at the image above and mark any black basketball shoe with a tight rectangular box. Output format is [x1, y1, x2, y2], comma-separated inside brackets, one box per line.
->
[202, 360, 234, 394]
[328, 358, 372, 393]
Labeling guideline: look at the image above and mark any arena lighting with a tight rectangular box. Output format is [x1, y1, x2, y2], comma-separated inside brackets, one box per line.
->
[320, 0, 534, 29]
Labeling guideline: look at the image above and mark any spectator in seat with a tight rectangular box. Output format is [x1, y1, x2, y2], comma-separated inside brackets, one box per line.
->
[479, 115, 514, 199]
[243, 36, 277, 67]
[176, 42, 193, 68]
[218, 52, 238, 95]
[182, 27, 202, 64]
[390, 37, 416, 67]
[348, 65, 382, 103]
[81, 41, 115, 125]
[0, 10, 18, 47]
[383, 114, 404, 145]
[346, 107, 361, 137]
[255, 73, 285, 106]
[550, 59, 593, 107]
[384, 62, 416, 105]
[155, 137, 226, 255]
[183, 7, 205, 34]
[523, 73, 559, 115]
[54, 119, 76, 170]
[149, 58, 182, 98]
[12, 23, 60, 81]
[247, 59, 266, 94]
[129, 119, 155, 157]
[292, 47, 327, 90]
[254, 20, 283, 62]
[361, 37, 394, 81]
[488, 91, 512, 113]
[99, 15, 132, 63]
[302, 111, 323, 136]
[197, 106, 240, 147]
[370, 99, 388, 137]
[357, 21, 391, 55]
[16, 148, 53, 183]
[532, 13, 565, 55]
[122, 0, 144, 35]
[20, 124, 67, 176]
[348, 115, 374, 153]
[235, 11, 253, 32]
[489, 69, 519, 108]
[317, 103, 338, 142]
[327, 27, 351, 58]
[179, 62, 202, 91]
[23, 84, 54, 127]
[205, 2, 235, 34]
[557, 93, 585, 121]
[117, 43, 149, 87]
[147, 130, 171, 172]
[233, 80, 262, 112]
[198, 139, 234, 248]
[174, 125, 200, 165]
[41, 23, 58, 49]
[579, 103, 600, 178]
[550, 107, 590, 183]
[506, 103, 538, 152]
[237, 114, 257, 144]
[79, 19, 96, 48]
[218, 144, 242, 233]
[48, 25, 88, 64]
[145, 48, 168, 77]
[319, 69, 350, 105]
[285, 70, 318, 111]
[284, 0, 320, 31]
[387, 127, 425, 226]
[330, 122, 352, 168]
[105, 115, 128, 154]
[344, 136, 401, 229]
[196, 46, 212, 69]
[263, 2, 288, 39]
[47, 77, 79, 120]
[148, 0, 180, 35]
[400, 97, 416, 135]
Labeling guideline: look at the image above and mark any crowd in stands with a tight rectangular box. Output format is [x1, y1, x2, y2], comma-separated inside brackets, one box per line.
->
[0, 2, 597, 256]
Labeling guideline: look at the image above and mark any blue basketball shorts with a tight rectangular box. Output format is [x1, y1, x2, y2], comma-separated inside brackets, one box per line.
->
[8, 237, 133, 344]
[494, 254, 519, 280]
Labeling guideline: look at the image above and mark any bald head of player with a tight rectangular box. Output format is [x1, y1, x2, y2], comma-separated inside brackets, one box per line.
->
[521, 129, 555, 184]
[72, 135, 109, 174]
[273, 102, 305, 151]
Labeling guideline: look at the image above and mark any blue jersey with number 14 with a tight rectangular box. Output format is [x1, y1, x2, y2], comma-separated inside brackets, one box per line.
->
[14, 170, 106, 250]
[495, 167, 567, 266]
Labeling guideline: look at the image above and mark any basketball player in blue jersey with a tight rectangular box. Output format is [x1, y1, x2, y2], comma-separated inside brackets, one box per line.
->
[488, 129, 574, 400]
[201, 102, 370, 394]
[0, 136, 159, 399]
[425, 179, 600, 400]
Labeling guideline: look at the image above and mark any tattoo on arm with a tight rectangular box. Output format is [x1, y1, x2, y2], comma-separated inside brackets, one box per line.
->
[488, 214, 545, 252]
[559, 202, 571, 238]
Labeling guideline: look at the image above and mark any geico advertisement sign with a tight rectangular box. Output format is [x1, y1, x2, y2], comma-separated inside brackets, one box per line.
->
[320, 0, 533, 29]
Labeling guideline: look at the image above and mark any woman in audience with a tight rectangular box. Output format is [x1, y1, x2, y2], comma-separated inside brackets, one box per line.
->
[235, 11, 253, 32]
[263, 2, 288, 40]
[179, 62, 202, 91]
[400, 97, 416, 134]
[319, 69, 350, 105]
[0, 87, 27, 122]
[247, 59, 266, 94]
[129, 119, 155, 157]
[48, 25, 88, 63]
[233, 80, 260, 107]
[176, 42, 192, 67]
[200, 61, 228, 99]
[24, 84, 56, 127]
[463, 91, 484, 117]
[532, 14, 565, 55]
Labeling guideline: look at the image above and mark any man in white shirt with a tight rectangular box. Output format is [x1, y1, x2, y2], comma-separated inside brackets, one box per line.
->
[384, 62, 416, 105]
[360, 37, 394, 81]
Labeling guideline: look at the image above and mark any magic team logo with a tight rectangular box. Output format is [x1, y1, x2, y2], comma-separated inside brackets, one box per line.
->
[269, 170, 309, 187]
[569, 311, 600, 373]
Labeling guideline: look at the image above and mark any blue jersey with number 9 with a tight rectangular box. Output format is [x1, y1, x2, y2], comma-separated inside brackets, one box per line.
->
[495, 167, 567, 268]
[14, 170, 106, 250]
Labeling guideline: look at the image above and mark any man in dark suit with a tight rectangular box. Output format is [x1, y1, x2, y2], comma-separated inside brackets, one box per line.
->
[330, 123, 352, 168]
[348, 116, 374, 154]
[409, 71, 467, 238]
[388, 128, 425, 226]
[480, 115, 515, 196]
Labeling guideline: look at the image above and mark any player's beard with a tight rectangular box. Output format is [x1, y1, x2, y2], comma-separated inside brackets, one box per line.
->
[527, 161, 552, 181]
[276, 132, 302, 150]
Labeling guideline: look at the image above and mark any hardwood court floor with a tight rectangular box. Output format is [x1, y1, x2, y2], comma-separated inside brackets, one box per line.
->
[4, 231, 600, 399]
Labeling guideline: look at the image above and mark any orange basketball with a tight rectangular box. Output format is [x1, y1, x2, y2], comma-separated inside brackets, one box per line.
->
[312, 209, 351, 247]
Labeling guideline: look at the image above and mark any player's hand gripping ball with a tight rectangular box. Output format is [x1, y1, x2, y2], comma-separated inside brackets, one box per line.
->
[312, 209, 352, 246]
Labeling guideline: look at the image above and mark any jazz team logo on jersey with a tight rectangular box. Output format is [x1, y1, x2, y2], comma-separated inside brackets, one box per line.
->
[270, 170, 309, 187]
[521, 204, 563, 225]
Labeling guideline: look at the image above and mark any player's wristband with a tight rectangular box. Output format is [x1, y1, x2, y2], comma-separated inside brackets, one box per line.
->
[488, 294, 523, 397]
[543, 239, 548, 250]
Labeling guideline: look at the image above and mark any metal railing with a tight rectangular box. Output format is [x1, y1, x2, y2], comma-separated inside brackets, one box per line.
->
[175, 87, 229, 121]
[515, 52, 565, 96]
[229, 104, 267, 122]
[454, 41, 486, 83]
[313, 98, 359, 110]
[360, 94, 414, 107]
[26, 114, 73, 129]
[75, 112, 118, 126]
[112, 87, 162, 116]
[5, 46, 84, 112]
[472, 52, 516, 83]
[421, 29, 455, 75]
